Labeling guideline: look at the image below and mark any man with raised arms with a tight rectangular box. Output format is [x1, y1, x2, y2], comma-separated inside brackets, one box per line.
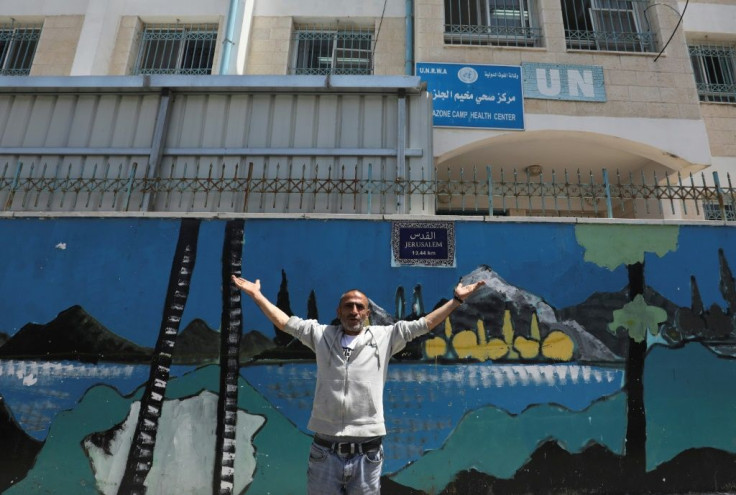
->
[231, 275, 485, 495]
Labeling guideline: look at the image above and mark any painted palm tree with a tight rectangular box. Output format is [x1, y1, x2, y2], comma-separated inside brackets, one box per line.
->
[213, 219, 245, 495]
[575, 224, 677, 477]
[117, 218, 202, 495]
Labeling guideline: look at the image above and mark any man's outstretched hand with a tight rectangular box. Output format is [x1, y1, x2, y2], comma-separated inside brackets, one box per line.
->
[231, 276, 261, 298]
[231, 276, 290, 330]
[454, 280, 486, 302]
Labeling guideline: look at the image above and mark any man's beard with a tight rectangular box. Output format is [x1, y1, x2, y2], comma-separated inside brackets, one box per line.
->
[342, 320, 365, 334]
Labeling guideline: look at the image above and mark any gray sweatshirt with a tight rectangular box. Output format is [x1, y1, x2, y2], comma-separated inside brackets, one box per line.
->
[283, 315, 429, 437]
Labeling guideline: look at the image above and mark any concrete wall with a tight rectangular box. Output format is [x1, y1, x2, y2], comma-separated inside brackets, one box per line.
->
[29, 16, 84, 76]
[1, 215, 736, 494]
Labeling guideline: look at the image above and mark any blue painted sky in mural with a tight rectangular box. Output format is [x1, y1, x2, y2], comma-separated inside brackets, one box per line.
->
[1, 218, 733, 345]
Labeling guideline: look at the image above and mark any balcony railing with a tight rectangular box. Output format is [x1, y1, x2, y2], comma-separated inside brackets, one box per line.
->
[1, 159, 734, 220]
[444, 23, 543, 47]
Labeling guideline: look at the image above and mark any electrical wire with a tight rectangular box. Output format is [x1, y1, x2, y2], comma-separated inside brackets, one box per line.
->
[372, 0, 390, 71]
[654, 0, 689, 62]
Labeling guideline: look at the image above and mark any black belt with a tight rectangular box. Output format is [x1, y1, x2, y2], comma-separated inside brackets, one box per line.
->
[313, 436, 382, 456]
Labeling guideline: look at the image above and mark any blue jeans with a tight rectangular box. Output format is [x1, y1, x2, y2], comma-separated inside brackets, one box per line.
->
[307, 442, 384, 495]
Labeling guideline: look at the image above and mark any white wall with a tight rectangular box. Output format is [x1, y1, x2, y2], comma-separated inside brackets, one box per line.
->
[680, 1, 736, 37]
[252, 0, 406, 18]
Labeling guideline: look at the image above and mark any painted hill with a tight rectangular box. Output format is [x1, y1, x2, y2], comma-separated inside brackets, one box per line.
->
[558, 286, 683, 357]
[437, 442, 736, 495]
[391, 392, 627, 491]
[456, 265, 620, 361]
[240, 329, 277, 360]
[4, 366, 313, 495]
[0, 306, 153, 363]
[173, 319, 220, 363]
[0, 307, 278, 365]
[173, 319, 276, 364]
[0, 398, 43, 492]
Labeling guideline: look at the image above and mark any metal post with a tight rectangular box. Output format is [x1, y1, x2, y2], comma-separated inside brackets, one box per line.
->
[603, 168, 613, 218]
[487, 165, 493, 217]
[713, 171, 726, 221]
[3, 161, 23, 211]
[123, 162, 137, 212]
[140, 88, 173, 212]
[366, 162, 373, 213]
[397, 90, 407, 214]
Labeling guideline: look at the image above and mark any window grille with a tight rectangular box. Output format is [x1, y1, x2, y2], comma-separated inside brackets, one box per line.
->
[444, 0, 542, 47]
[704, 202, 735, 221]
[0, 24, 41, 75]
[291, 27, 373, 75]
[689, 43, 736, 104]
[562, 0, 655, 52]
[134, 24, 217, 75]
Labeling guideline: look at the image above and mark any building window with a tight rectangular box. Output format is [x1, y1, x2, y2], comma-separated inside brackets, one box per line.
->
[291, 27, 373, 75]
[444, 0, 541, 47]
[0, 24, 41, 75]
[133, 24, 217, 75]
[562, 0, 655, 52]
[689, 43, 736, 104]
[704, 202, 735, 221]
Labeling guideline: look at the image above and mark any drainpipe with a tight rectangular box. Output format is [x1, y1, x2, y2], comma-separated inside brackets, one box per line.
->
[397, 89, 407, 213]
[220, 0, 240, 74]
[405, 0, 414, 75]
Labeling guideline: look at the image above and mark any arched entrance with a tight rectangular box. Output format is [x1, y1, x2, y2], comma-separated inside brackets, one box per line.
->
[432, 130, 712, 219]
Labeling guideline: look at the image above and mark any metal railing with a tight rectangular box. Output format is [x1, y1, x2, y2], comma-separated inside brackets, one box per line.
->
[291, 26, 374, 75]
[2, 158, 735, 220]
[562, 0, 656, 53]
[0, 23, 41, 76]
[444, 0, 542, 47]
[689, 43, 736, 104]
[133, 24, 218, 75]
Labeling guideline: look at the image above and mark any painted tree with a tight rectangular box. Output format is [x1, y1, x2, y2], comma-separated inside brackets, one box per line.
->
[273, 270, 294, 347]
[307, 290, 319, 320]
[395, 286, 406, 320]
[213, 219, 245, 495]
[575, 224, 678, 476]
[118, 218, 202, 495]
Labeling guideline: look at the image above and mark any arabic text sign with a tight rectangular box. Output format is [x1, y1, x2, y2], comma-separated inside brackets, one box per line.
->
[391, 221, 456, 267]
[417, 62, 524, 130]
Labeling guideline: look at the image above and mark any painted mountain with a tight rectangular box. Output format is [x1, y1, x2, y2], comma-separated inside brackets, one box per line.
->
[0, 308, 277, 365]
[459, 265, 621, 359]
[174, 318, 276, 364]
[394, 265, 627, 362]
[0, 398, 42, 492]
[558, 286, 682, 357]
[0, 264, 697, 365]
[263, 264, 682, 363]
[0, 305, 152, 363]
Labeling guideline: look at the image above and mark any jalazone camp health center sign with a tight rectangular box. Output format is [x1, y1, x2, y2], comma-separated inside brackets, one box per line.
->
[416, 62, 524, 130]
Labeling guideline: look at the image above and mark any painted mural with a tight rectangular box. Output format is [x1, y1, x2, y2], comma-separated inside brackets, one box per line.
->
[1, 217, 736, 494]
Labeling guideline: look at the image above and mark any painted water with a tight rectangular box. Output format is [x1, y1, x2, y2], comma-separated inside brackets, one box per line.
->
[0, 360, 195, 440]
[240, 362, 625, 472]
[5, 345, 735, 478]
[1, 359, 623, 455]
